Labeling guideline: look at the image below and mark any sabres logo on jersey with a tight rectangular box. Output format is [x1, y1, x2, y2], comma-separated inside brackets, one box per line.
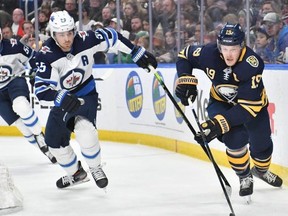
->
[246, 55, 259, 67]
[216, 84, 238, 104]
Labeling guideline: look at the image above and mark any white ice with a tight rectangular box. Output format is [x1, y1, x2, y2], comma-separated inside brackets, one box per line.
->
[0, 136, 287, 216]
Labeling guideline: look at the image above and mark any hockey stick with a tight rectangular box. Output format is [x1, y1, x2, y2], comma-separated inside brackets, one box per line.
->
[0, 70, 112, 81]
[190, 104, 235, 216]
[0, 71, 34, 79]
[148, 66, 231, 188]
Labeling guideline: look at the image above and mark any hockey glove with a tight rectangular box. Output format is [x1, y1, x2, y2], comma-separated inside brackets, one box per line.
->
[175, 74, 198, 106]
[54, 90, 81, 113]
[199, 115, 230, 143]
[131, 46, 158, 72]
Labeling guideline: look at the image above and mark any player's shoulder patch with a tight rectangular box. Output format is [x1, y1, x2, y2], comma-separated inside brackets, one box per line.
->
[246, 55, 259, 67]
[39, 45, 52, 54]
[78, 31, 88, 41]
[9, 38, 18, 47]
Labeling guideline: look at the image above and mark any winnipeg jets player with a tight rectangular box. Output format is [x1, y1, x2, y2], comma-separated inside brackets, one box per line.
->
[34, 10, 157, 189]
[0, 28, 56, 164]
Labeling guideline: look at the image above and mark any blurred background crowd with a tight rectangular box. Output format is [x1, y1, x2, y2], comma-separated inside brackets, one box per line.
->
[0, 0, 288, 64]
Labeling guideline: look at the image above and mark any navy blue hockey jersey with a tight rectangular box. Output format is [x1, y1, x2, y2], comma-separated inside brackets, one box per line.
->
[177, 43, 268, 127]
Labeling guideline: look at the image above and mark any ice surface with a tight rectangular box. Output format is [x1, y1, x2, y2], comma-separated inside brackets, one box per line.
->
[0, 137, 287, 216]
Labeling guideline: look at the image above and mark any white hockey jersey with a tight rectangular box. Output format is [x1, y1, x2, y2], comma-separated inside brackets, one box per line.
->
[0, 38, 34, 90]
[34, 28, 135, 102]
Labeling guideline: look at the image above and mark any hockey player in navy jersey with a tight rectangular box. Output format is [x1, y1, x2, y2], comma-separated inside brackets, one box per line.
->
[34, 10, 157, 189]
[175, 23, 282, 200]
[0, 28, 56, 164]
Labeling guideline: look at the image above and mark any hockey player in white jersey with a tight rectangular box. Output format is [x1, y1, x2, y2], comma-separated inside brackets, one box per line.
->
[34, 10, 157, 189]
[0, 28, 56, 164]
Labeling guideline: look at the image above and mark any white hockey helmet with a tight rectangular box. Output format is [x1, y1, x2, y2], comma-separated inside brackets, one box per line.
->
[49, 10, 75, 40]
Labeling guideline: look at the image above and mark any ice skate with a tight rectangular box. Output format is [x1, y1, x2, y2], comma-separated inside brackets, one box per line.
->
[34, 132, 57, 164]
[239, 173, 253, 204]
[56, 161, 90, 189]
[90, 165, 108, 189]
[251, 166, 282, 187]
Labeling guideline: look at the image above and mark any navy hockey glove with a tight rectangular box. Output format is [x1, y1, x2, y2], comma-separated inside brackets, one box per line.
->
[199, 115, 230, 143]
[54, 90, 81, 113]
[131, 46, 157, 72]
[175, 74, 198, 106]
[194, 132, 205, 145]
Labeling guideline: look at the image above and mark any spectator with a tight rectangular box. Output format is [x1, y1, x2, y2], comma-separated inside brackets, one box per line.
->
[122, 2, 139, 32]
[51, 1, 64, 12]
[137, 35, 149, 50]
[262, 12, 288, 63]
[91, 21, 104, 31]
[155, 0, 177, 34]
[11, 8, 25, 37]
[89, 0, 107, 22]
[109, 18, 130, 39]
[0, 10, 12, 28]
[260, 1, 281, 18]
[65, 0, 78, 21]
[152, 30, 166, 57]
[38, 10, 50, 35]
[1, 26, 17, 40]
[130, 16, 144, 39]
[156, 29, 177, 63]
[101, 6, 113, 27]
[75, 5, 96, 31]
[107, 0, 119, 18]
[253, 27, 271, 63]
[20, 21, 50, 48]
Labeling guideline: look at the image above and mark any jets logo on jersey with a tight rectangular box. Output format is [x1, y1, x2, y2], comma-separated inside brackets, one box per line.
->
[40, 46, 52, 54]
[60, 68, 84, 90]
[0, 66, 12, 83]
[246, 55, 259, 67]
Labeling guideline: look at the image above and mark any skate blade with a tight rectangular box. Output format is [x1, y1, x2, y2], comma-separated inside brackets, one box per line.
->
[60, 177, 90, 189]
[102, 187, 108, 193]
[243, 195, 252, 204]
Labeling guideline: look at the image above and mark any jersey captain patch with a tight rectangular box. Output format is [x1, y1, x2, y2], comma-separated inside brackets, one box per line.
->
[246, 55, 259, 67]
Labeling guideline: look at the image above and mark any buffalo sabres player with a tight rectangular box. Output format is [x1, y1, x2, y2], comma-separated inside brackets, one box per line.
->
[34, 10, 157, 189]
[0, 28, 56, 163]
[175, 23, 282, 201]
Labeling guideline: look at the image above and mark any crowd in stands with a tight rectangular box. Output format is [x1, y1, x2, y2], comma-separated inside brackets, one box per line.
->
[0, 0, 288, 64]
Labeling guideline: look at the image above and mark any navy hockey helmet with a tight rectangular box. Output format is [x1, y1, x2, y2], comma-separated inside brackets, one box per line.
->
[217, 23, 245, 48]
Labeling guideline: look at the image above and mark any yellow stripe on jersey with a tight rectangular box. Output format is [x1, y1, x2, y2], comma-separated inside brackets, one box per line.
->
[178, 46, 189, 59]
[210, 86, 225, 102]
[238, 47, 247, 62]
[238, 89, 268, 117]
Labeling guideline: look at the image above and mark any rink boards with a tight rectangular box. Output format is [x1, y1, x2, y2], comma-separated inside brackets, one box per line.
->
[0, 64, 287, 185]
